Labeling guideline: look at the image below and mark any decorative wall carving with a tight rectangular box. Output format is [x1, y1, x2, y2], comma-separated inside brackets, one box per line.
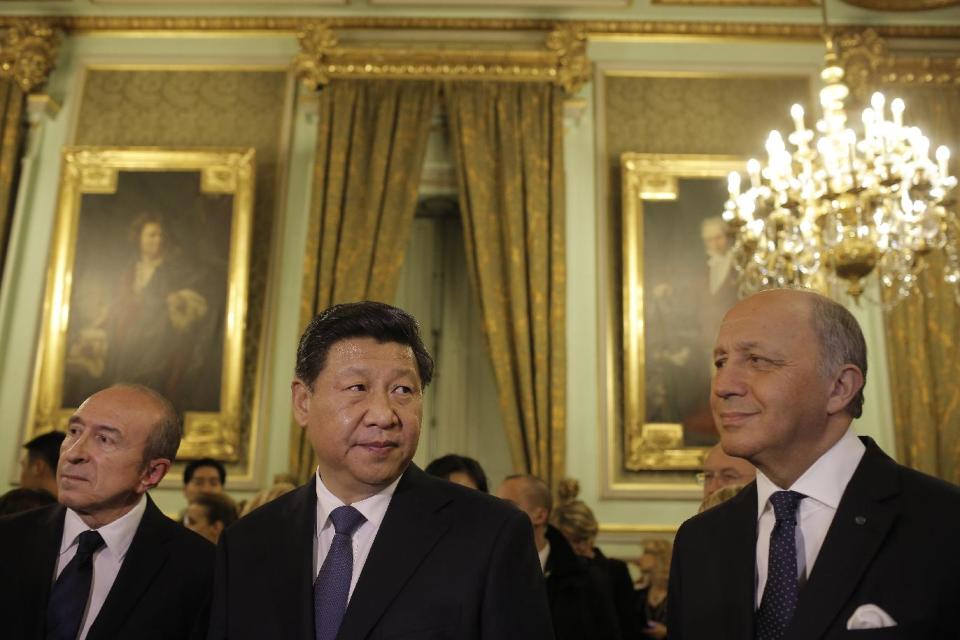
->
[840, 0, 960, 10]
[835, 28, 960, 103]
[293, 21, 591, 96]
[0, 20, 62, 93]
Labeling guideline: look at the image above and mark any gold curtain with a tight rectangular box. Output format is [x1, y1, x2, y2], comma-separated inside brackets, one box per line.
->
[292, 79, 439, 481]
[445, 81, 567, 491]
[882, 85, 960, 484]
[0, 79, 25, 284]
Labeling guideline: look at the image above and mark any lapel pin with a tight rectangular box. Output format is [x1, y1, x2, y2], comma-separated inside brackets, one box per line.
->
[854, 516, 867, 525]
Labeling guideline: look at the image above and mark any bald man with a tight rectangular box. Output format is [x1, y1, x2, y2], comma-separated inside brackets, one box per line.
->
[0, 385, 214, 640]
[668, 289, 960, 639]
[700, 443, 756, 499]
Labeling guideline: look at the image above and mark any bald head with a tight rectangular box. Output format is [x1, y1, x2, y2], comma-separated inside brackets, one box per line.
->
[711, 288, 867, 488]
[701, 444, 756, 498]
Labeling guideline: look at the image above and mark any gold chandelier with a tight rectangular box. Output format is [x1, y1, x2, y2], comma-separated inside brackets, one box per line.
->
[722, 34, 959, 304]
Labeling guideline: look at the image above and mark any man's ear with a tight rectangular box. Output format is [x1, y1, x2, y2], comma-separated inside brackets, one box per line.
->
[531, 506, 549, 528]
[139, 458, 172, 493]
[291, 379, 312, 427]
[826, 364, 864, 416]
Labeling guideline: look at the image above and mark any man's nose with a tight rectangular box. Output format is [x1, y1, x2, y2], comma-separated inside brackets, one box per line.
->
[713, 363, 746, 398]
[364, 390, 399, 428]
[63, 433, 91, 462]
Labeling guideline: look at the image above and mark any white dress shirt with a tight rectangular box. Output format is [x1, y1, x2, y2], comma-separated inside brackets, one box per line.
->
[755, 428, 865, 608]
[54, 496, 147, 640]
[314, 469, 399, 601]
[538, 540, 551, 574]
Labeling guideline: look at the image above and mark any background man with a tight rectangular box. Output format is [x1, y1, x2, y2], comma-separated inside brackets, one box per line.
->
[183, 457, 226, 504]
[184, 492, 238, 544]
[19, 431, 66, 498]
[698, 443, 756, 499]
[209, 301, 552, 640]
[497, 474, 621, 640]
[0, 384, 215, 640]
[668, 289, 960, 639]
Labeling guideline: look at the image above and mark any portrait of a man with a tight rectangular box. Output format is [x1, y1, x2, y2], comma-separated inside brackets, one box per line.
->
[642, 178, 737, 446]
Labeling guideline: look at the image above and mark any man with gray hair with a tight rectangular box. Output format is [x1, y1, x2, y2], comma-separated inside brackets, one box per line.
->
[668, 288, 960, 639]
[0, 384, 215, 639]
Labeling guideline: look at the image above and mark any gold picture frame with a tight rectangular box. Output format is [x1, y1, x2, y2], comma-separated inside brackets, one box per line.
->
[611, 153, 746, 497]
[27, 147, 255, 462]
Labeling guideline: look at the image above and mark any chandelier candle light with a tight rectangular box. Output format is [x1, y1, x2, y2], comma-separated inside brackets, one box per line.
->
[723, 36, 959, 305]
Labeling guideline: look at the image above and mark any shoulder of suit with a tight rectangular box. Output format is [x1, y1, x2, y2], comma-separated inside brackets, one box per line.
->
[417, 473, 520, 519]
[228, 481, 313, 533]
[895, 462, 960, 511]
[0, 502, 61, 531]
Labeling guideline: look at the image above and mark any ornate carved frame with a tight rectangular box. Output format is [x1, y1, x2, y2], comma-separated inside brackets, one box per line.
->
[28, 147, 256, 462]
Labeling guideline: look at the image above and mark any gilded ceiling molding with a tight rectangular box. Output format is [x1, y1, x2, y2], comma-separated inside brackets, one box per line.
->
[840, 0, 960, 10]
[293, 21, 591, 96]
[0, 20, 63, 93]
[1, 16, 960, 41]
[835, 28, 960, 102]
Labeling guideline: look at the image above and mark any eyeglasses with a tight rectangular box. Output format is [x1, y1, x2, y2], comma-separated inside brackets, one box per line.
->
[695, 470, 746, 485]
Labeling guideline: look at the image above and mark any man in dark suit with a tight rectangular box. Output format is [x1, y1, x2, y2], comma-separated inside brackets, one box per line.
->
[208, 301, 552, 640]
[0, 384, 215, 640]
[668, 288, 960, 639]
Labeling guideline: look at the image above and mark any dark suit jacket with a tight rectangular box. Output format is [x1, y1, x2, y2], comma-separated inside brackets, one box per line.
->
[591, 548, 642, 640]
[208, 464, 553, 640]
[544, 525, 622, 640]
[668, 437, 960, 639]
[0, 494, 215, 640]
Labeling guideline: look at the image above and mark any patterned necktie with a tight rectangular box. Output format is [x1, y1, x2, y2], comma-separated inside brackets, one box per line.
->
[46, 529, 106, 640]
[314, 505, 367, 640]
[755, 490, 805, 640]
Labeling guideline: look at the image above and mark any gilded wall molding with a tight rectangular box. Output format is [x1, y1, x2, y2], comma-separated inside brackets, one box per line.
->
[0, 20, 63, 93]
[1, 16, 960, 41]
[841, 0, 960, 10]
[836, 28, 960, 102]
[293, 20, 591, 96]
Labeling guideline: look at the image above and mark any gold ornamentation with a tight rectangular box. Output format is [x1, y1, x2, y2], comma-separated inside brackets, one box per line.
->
[654, 0, 814, 5]
[547, 24, 591, 97]
[27, 147, 256, 463]
[841, 0, 960, 10]
[294, 21, 337, 90]
[2, 15, 959, 42]
[836, 28, 960, 103]
[0, 20, 62, 93]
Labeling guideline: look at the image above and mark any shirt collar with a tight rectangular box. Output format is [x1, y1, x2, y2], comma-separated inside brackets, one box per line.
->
[756, 427, 866, 520]
[314, 467, 400, 537]
[61, 495, 147, 561]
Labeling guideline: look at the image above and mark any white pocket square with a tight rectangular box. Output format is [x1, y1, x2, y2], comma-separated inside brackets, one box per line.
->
[846, 604, 897, 630]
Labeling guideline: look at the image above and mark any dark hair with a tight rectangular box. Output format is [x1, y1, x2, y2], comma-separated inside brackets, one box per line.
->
[191, 492, 238, 529]
[295, 301, 434, 388]
[0, 488, 57, 516]
[23, 431, 66, 473]
[183, 457, 227, 486]
[425, 454, 489, 493]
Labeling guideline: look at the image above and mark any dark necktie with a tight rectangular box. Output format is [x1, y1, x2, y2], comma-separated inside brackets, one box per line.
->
[755, 490, 805, 640]
[314, 505, 367, 640]
[46, 529, 106, 640]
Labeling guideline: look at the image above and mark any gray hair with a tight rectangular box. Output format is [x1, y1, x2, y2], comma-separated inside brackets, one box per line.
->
[807, 294, 868, 418]
[111, 384, 183, 462]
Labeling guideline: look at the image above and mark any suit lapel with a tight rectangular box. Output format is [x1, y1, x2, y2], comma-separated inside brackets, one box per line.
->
[86, 495, 173, 639]
[719, 482, 758, 637]
[272, 479, 317, 640]
[336, 465, 453, 640]
[786, 439, 900, 640]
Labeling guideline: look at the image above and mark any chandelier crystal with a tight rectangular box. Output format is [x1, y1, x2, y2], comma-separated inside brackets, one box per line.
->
[722, 36, 959, 305]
